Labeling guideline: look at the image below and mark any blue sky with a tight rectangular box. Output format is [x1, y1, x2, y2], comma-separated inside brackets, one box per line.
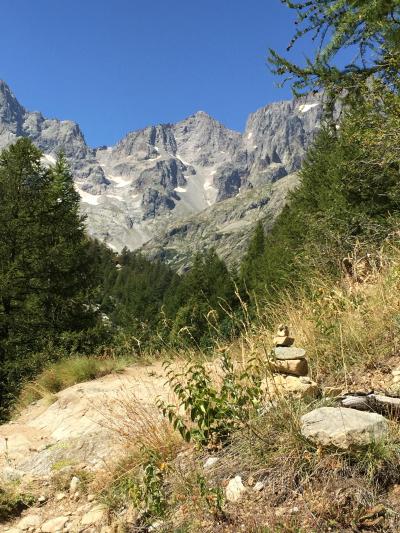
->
[1, 0, 313, 147]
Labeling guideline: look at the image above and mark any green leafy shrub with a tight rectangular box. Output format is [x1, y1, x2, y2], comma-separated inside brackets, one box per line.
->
[158, 352, 263, 446]
[0, 487, 34, 522]
[102, 448, 171, 522]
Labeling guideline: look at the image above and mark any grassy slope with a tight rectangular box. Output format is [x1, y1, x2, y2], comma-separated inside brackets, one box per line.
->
[5, 246, 400, 530]
[15, 356, 129, 412]
[95, 245, 400, 531]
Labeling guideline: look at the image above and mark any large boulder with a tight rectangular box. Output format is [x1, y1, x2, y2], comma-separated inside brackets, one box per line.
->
[301, 407, 388, 449]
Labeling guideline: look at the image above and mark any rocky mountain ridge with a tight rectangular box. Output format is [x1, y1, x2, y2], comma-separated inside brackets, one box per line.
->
[0, 80, 322, 263]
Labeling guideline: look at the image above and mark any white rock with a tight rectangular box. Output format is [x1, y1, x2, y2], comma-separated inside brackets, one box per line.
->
[204, 457, 219, 469]
[225, 475, 246, 503]
[56, 492, 66, 501]
[3, 466, 25, 481]
[17, 514, 41, 530]
[80, 504, 107, 525]
[273, 347, 306, 360]
[41, 516, 69, 532]
[69, 475, 81, 493]
[253, 481, 265, 492]
[301, 407, 388, 449]
[148, 521, 165, 531]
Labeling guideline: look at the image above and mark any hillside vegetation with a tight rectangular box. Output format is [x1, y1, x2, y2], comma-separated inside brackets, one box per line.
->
[1, 0, 400, 531]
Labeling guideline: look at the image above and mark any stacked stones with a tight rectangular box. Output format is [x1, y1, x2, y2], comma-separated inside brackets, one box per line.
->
[264, 324, 319, 399]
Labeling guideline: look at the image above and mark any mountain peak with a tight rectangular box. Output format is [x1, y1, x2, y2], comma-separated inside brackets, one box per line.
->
[190, 110, 215, 121]
[0, 80, 21, 103]
[0, 80, 321, 259]
[0, 79, 11, 92]
[0, 80, 25, 129]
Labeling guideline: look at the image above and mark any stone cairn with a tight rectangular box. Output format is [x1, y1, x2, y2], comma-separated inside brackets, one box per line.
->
[264, 324, 319, 399]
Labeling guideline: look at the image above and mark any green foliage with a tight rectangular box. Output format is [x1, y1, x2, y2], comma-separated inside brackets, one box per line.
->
[166, 249, 237, 347]
[97, 247, 239, 351]
[195, 473, 225, 520]
[0, 487, 34, 522]
[241, 87, 400, 301]
[158, 352, 263, 446]
[269, 0, 400, 100]
[102, 249, 178, 343]
[102, 449, 170, 521]
[140, 450, 170, 518]
[0, 140, 109, 419]
[0, 139, 238, 418]
[240, 221, 266, 293]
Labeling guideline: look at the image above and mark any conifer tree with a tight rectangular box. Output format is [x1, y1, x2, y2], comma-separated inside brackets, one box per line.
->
[269, 0, 400, 101]
[0, 140, 99, 418]
[0, 138, 51, 348]
[40, 152, 95, 332]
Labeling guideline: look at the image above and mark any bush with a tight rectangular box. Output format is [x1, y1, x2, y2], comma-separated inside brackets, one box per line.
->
[158, 351, 263, 447]
[0, 487, 34, 523]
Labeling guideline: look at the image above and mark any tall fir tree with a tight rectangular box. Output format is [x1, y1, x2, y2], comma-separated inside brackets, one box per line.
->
[0, 140, 99, 418]
[40, 152, 96, 332]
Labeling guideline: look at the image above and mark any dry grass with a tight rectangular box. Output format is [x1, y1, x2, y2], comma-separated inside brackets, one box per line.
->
[192, 397, 400, 532]
[99, 387, 183, 455]
[17, 355, 129, 410]
[75, 245, 400, 531]
[227, 244, 400, 391]
[93, 386, 186, 520]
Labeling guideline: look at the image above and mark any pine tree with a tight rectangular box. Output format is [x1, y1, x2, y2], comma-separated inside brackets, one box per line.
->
[40, 152, 95, 332]
[0, 138, 51, 348]
[0, 140, 100, 418]
[167, 249, 236, 346]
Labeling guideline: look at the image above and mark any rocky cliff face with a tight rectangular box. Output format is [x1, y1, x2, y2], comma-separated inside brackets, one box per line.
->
[0, 81, 107, 189]
[0, 80, 322, 262]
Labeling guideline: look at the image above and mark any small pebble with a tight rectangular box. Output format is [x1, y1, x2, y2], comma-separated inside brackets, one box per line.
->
[253, 481, 265, 492]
